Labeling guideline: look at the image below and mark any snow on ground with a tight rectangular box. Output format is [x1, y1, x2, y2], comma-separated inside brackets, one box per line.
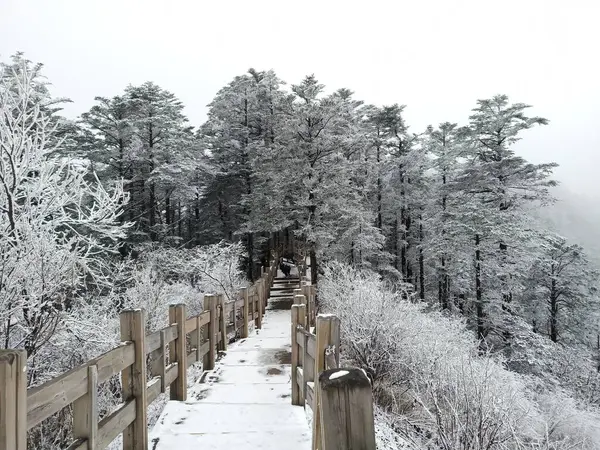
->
[149, 281, 311, 450]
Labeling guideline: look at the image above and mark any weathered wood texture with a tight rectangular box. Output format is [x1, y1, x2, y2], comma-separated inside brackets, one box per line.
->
[120, 308, 148, 450]
[318, 368, 376, 450]
[0, 350, 27, 450]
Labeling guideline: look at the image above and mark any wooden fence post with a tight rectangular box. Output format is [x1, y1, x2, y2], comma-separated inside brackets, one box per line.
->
[256, 282, 263, 329]
[73, 365, 98, 449]
[242, 287, 250, 338]
[293, 288, 302, 300]
[312, 314, 340, 450]
[169, 304, 187, 401]
[120, 309, 148, 450]
[195, 316, 202, 364]
[218, 294, 227, 352]
[262, 273, 270, 307]
[0, 350, 27, 450]
[303, 331, 314, 410]
[291, 304, 306, 406]
[318, 368, 376, 450]
[203, 295, 217, 371]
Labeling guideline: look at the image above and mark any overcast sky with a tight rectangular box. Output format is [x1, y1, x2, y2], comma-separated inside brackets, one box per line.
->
[1, 0, 598, 195]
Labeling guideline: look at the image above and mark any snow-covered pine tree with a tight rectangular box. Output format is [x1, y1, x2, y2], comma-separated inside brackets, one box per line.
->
[454, 95, 557, 341]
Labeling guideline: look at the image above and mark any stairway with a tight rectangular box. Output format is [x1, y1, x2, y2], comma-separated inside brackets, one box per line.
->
[268, 267, 301, 310]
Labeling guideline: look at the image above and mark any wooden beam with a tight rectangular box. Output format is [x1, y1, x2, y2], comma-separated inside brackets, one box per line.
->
[120, 309, 148, 450]
[218, 294, 227, 351]
[312, 314, 338, 450]
[203, 295, 217, 371]
[159, 330, 167, 393]
[256, 282, 263, 329]
[0, 350, 27, 450]
[73, 365, 98, 449]
[318, 368, 376, 450]
[195, 315, 202, 364]
[291, 304, 305, 406]
[242, 287, 249, 338]
[169, 304, 187, 401]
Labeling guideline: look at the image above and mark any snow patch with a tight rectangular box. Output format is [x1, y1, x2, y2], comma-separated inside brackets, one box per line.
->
[329, 370, 349, 380]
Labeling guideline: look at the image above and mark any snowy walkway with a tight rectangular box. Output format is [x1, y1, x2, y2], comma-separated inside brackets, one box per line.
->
[149, 273, 311, 450]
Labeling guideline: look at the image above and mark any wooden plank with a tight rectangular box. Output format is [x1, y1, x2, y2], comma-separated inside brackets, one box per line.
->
[197, 341, 210, 360]
[185, 316, 197, 334]
[306, 382, 314, 410]
[242, 287, 249, 338]
[307, 334, 316, 359]
[312, 315, 333, 450]
[145, 325, 178, 355]
[303, 334, 315, 410]
[218, 295, 227, 351]
[158, 330, 167, 393]
[120, 309, 148, 450]
[256, 280, 263, 329]
[296, 330, 305, 348]
[251, 286, 256, 321]
[296, 366, 304, 388]
[95, 399, 136, 450]
[169, 304, 187, 401]
[197, 310, 210, 327]
[318, 368, 376, 450]
[0, 350, 27, 450]
[195, 316, 202, 363]
[164, 364, 178, 387]
[187, 350, 197, 368]
[235, 318, 244, 330]
[72, 365, 98, 449]
[226, 323, 235, 336]
[291, 305, 300, 405]
[203, 295, 217, 371]
[235, 297, 245, 309]
[293, 305, 306, 406]
[27, 343, 134, 428]
[146, 377, 162, 405]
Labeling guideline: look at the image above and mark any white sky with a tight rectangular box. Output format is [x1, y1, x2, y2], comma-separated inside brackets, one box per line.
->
[1, 0, 599, 194]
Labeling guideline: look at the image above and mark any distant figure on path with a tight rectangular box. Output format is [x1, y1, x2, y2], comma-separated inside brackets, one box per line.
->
[279, 260, 292, 278]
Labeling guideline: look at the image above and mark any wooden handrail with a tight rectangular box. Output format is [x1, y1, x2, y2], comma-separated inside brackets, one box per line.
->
[0, 254, 280, 450]
[291, 291, 376, 450]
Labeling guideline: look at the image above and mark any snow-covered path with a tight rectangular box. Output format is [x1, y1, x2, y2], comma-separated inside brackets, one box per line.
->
[149, 277, 311, 450]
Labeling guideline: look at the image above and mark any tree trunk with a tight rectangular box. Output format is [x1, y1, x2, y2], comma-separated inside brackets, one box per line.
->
[393, 218, 400, 272]
[247, 232, 254, 282]
[149, 182, 156, 239]
[418, 214, 425, 300]
[310, 248, 318, 285]
[178, 201, 182, 238]
[165, 195, 171, 229]
[475, 233, 484, 339]
[549, 264, 558, 342]
[376, 144, 382, 230]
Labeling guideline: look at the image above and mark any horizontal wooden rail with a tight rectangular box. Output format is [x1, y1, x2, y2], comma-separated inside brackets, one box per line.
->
[0, 254, 280, 450]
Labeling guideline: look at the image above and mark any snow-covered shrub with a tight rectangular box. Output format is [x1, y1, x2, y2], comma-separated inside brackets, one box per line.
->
[319, 261, 600, 449]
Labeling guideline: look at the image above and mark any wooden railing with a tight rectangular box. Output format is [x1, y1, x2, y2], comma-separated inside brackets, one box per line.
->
[0, 258, 279, 450]
[291, 291, 376, 450]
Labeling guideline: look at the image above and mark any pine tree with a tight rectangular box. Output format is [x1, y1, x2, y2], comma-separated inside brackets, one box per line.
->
[455, 95, 557, 340]
[527, 233, 598, 343]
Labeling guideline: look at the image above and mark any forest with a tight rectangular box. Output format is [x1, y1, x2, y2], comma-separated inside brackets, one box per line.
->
[2, 52, 600, 448]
